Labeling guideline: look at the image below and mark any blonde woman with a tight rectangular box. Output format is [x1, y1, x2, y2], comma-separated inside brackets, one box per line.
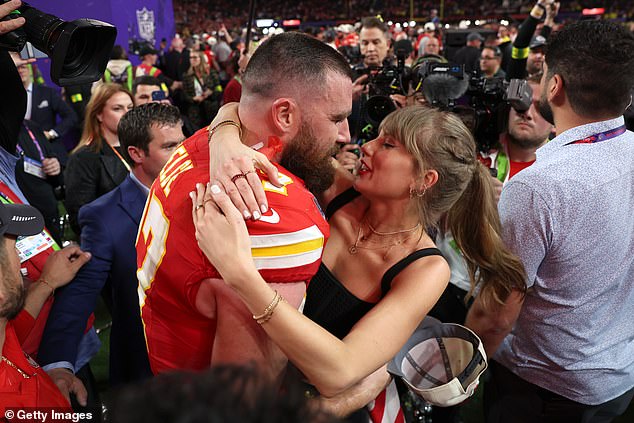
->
[64, 83, 133, 235]
[182, 50, 222, 129]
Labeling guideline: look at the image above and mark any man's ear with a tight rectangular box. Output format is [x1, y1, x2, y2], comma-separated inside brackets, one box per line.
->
[548, 73, 566, 107]
[270, 98, 301, 136]
[127, 146, 145, 165]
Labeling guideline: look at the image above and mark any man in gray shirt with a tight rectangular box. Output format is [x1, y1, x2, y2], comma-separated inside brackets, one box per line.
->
[466, 20, 634, 423]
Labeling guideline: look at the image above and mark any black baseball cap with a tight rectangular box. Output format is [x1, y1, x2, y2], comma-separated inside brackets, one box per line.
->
[139, 44, 158, 56]
[0, 203, 44, 237]
[530, 35, 547, 49]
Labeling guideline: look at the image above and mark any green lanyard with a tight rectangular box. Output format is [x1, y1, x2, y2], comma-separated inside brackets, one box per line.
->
[495, 151, 509, 183]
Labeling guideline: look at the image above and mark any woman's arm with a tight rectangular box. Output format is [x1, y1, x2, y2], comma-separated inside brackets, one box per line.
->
[192, 184, 450, 396]
[209, 104, 358, 213]
[207, 102, 279, 219]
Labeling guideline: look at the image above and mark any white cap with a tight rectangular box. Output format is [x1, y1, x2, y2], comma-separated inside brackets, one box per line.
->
[387, 317, 487, 407]
[424, 22, 436, 32]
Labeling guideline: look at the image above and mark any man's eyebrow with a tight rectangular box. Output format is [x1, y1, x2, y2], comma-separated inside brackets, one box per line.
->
[331, 111, 351, 121]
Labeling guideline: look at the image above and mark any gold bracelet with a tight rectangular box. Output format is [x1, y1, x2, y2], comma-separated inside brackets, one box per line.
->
[208, 120, 242, 140]
[253, 291, 284, 324]
[38, 277, 55, 295]
[256, 296, 284, 324]
[530, 4, 546, 19]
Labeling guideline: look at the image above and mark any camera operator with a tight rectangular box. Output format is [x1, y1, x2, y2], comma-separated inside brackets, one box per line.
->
[478, 73, 552, 201]
[348, 17, 392, 144]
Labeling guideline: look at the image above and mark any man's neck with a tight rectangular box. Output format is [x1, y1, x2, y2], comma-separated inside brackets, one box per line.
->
[23, 80, 32, 90]
[131, 168, 152, 189]
[555, 112, 620, 135]
[506, 138, 541, 162]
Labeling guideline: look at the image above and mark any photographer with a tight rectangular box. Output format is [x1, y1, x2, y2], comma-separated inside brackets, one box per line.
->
[348, 17, 392, 144]
[478, 73, 552, 200]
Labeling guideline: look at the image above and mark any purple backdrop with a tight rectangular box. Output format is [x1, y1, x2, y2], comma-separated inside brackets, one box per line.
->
[26, 0, 176, 87]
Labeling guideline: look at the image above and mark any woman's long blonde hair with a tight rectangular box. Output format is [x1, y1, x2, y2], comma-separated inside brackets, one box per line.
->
[380, 105, 526, 309]
[72, 83, 133, 154]
[187, 50, 209, 77]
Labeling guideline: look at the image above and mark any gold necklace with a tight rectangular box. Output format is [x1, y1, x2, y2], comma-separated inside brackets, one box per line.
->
[367, 221, 421, 236]
[348, 220, 423, 259]
[1, 355, 37, 379]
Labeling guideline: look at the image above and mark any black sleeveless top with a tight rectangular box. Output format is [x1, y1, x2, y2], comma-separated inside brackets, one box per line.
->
[303, 188, 443, 339]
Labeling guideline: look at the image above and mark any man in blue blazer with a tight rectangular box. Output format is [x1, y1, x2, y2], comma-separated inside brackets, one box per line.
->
[38, 103, 185, 394]
[17, 63, 78, 163]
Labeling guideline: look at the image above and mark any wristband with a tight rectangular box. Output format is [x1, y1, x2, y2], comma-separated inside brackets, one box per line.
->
[531, 3, 546, 20]
[512, 46, 530, 59]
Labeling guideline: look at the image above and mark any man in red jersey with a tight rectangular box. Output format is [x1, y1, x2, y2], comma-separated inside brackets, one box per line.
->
[0, 202, 89, 413]
[137, 32, 353, 381]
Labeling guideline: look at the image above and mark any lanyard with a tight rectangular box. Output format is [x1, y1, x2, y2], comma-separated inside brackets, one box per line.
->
[0, 190, 14, 204]
[567, 125, 626, 145]
[16, 124, 46, 161]
[108, 143, 131, 172]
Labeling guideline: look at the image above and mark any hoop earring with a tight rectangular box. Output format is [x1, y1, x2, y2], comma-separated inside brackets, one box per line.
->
[409, 186, 427, 198]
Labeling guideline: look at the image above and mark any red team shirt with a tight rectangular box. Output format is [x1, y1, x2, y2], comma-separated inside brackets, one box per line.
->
[136, 129, 329, 374]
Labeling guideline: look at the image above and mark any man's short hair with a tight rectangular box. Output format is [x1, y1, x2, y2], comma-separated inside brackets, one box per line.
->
[117, 103, 181, 158]
[109, 364, 342, 423]
[132, 75, 162, 95]
[110, 45, 128, 60]
[545, 20, 634, 118]
[361, 16, 389, 35]
[241, 32, 352, 99]
[482, 46, 502, 58]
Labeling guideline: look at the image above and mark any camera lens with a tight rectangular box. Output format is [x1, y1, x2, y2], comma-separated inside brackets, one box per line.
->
[366, 95, 396, 126]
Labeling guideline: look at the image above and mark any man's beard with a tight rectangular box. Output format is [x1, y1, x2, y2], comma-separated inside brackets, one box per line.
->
[280, 121, 336, 194]
[538, 88, 555, 125]
[0, 278, 26, 321]
[508, 122, 548, 149]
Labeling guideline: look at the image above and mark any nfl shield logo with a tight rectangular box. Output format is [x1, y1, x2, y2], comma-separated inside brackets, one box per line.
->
[136, 7, 155, 42]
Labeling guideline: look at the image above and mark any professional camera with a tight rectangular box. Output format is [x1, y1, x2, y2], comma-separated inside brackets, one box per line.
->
[467, 75, 533, 151]
[0, 0, 116, 86]
[363, 41, 413, 128]
[412, 61, 533, 151]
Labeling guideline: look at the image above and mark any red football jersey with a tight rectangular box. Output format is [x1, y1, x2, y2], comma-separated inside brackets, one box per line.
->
[136, 129, 329, 374]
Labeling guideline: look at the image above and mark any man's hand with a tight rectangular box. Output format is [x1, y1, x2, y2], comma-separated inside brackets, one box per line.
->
[46, 368, 88, 407]
[40, 245, 91, 289]
[352, 74, 369, 101]
[0, 0, 25, 36]
[545, 2, 560, 26]
[42, 157, 61, 176]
